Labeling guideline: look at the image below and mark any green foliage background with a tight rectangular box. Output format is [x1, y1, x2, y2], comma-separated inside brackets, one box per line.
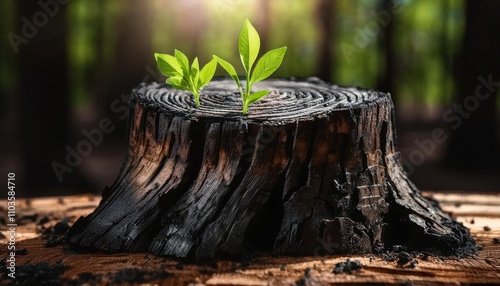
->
[0, 0, 466, 107]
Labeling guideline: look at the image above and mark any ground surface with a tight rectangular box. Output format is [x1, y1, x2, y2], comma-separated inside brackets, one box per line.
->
[1, 192, 499, 285]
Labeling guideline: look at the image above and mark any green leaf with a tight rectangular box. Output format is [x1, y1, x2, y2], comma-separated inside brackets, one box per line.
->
[250, 46, 287, 86]
[199, 58, 217, 87]
[191, 57, 199, 71]
[166, 76, 189, 90]
[190, 58, 200, 88]
[213, 55, 241, 88]
[238, 19, 260, 73]
[191, 66, 200, 89]
[248, 90, 270, 104]
[155, 53, 182, 77]
[175, 49, 190, 77]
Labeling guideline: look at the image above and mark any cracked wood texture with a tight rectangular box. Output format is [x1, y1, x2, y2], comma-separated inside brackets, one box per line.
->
[66, 78, 475, 258]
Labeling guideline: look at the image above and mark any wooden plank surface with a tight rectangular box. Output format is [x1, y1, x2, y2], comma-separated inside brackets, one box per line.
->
[1, 191, 499, 285]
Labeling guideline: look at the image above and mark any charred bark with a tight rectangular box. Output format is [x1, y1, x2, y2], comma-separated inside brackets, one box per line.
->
[67, 78, 475, 258]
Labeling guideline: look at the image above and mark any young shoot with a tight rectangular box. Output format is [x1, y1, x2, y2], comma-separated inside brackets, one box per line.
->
[214, 19, 287, 114]
[155, 50, 217, 106]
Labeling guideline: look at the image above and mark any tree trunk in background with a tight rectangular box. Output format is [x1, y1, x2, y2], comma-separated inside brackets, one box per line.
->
[17, 3, 69, 191]
[92, 0, 105, 75]
[93, 0, 155, 136]
[17, 3, 88, 195]
[255, 0, 270, 51]
[446, 0, 500, 170]
[440, 0, 452, 104]
[377, 0, 395, 104]
[314, 0, 335, 81]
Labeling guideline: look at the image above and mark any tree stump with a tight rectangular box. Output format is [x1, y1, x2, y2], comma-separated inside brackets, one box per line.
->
[67, 78, 476, 258]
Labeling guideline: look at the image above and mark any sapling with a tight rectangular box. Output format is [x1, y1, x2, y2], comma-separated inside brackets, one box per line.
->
[214, 19, 287, 114]
[154, 50, 217, 106]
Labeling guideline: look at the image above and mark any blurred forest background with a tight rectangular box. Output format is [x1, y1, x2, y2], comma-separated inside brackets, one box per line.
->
[0, 0, 499, 196]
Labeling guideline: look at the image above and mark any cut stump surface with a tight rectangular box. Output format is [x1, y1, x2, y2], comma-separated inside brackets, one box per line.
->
[67, 78, 476, 258]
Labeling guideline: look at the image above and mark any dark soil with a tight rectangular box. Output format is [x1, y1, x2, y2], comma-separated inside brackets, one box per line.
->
[380, 245, 453, 269]
[65, 269, 169, 285]
[295, 268, 312, 285]
[14, 249, 27, 255]
[0, 259, 170, 286]
[0, 260, 67, 286]
[37, 217, 71, 248]
[333, 259, 363, 274]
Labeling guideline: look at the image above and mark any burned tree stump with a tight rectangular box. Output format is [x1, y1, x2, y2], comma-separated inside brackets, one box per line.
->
[67, 78, 476, 258]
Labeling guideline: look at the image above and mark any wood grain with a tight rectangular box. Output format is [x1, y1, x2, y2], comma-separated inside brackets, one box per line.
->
[1, 191, 499, 285]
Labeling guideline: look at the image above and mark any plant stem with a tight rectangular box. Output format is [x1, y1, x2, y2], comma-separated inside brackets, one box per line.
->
[194, 90, 200, 106]
[243, 99, 249, 114]
[244, 69, 251, 114]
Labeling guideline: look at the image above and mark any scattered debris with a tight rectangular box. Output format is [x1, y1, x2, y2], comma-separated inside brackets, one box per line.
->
[66, 269, 169, 285]
[109, 268, 170, 284]
[20, 213, 38, 223]
[38, 216, 51, 226]
[381, 245, 429, 268]
[483, 226, 491, 231]
[15, 248, 28, 255]
[470, 218, 475, 224]
[41, 218, 70, 240]
[409, 260, 418, 269]
[198, 267, 214, 275]
[295, 277, 306, 286]
[333, 259, 363, 274]
[280, 265, 286, 271]
[46, 237, 64, 248]
[419, 252, 431, 261]
[65, 272, 103, 286]
[396, 252, 412, 266]
[493, 238, 500, 244]
[53, 218, 71, 235]
[381, 252, 396, 262]
[209, 259, 218, 269]
[396, 252, 419, 268]
[304, 267, 311, 278]
[36, 217, 72, 249]
[0, 260, 67, 285]
[295, 268, 312, 286]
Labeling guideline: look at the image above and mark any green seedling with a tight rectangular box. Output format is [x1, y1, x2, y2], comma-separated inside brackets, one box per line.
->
[214, 19, 287, 114]
[155, 50, 217, 106]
